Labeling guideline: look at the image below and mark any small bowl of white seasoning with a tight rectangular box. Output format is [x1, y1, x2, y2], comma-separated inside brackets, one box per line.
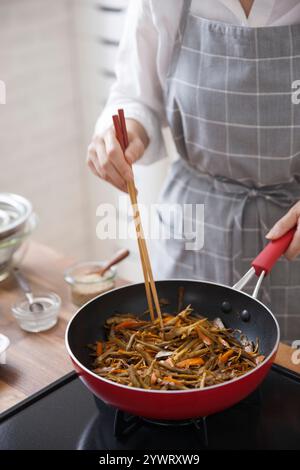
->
[64, 261, 117, 307]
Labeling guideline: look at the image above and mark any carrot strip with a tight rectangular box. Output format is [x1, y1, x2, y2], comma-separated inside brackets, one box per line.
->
[96, 342, 103, 355]
[176, 357, 205, 368]
[111, 368, 127, 374]
[219, 349, 234, 363]
[114, 320, 145, 330]
[163, 376, 183, 385]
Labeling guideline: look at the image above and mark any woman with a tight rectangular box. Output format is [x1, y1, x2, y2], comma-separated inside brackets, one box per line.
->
[87, 0, 300, 343]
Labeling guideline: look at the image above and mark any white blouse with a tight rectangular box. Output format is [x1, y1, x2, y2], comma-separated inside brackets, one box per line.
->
[95, 0, 300, 164]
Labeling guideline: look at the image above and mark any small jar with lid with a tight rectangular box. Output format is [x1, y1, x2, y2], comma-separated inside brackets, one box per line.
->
[64, 262, 116, 307]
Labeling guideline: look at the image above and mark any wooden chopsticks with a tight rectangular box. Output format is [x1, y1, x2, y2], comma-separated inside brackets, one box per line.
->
[112, 110, 163, 329]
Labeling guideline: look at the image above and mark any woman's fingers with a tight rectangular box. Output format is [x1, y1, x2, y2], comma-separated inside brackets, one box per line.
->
[266, 205, 299, 240]
[125, 136, 145, 164]
[103, 129, 134, 182]
[87, 145, 100, 176]
[87, 120, 148, 192]
[285, 219, 300, 260]
[87, 156, 99, 178]
[87, 140, 128, 192]
[104, 161, 128, 193]
[266, 201, 300, 260]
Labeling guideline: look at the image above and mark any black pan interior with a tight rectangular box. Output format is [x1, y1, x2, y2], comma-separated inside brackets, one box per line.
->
[67, 280, 279, 369]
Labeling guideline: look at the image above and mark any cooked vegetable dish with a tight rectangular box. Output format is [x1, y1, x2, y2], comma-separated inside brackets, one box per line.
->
[89, 302, 264, 390]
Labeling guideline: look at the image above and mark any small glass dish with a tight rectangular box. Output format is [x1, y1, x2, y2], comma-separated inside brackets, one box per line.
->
[64, 261, 117, 307]
[11, 292, 61, 333]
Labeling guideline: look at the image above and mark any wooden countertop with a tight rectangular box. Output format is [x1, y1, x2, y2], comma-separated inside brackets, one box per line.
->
[0, 241, 128, 413]
[0, 242, 299, 413]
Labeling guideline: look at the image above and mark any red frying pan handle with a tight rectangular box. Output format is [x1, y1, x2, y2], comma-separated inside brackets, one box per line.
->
[251, 227, 296, 276]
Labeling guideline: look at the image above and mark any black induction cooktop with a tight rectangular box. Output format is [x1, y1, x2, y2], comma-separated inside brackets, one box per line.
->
[1, 365, 300, 450]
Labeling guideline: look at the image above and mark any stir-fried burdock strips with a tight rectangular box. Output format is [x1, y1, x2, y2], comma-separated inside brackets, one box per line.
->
[90, 305, 264, 390]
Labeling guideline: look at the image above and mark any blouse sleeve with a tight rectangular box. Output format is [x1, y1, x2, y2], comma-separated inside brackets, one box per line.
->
[94, 0, 167, 165]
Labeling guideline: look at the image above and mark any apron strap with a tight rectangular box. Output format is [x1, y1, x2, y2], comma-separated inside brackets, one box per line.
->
[167, 0, 192, 81]
[178, 0, 192, 43]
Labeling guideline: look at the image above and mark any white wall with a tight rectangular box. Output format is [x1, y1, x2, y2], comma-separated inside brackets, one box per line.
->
[0, 0, 93, 258]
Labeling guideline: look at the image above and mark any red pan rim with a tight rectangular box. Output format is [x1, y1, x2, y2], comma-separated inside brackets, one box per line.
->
[65, 278, 280, 395]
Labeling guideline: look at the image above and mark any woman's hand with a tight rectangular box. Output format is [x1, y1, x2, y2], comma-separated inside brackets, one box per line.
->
[266, 201, 300, 260]
[87, 118, 149, 192]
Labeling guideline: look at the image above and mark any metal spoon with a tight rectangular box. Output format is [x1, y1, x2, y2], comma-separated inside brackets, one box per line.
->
[12, 267, 44, 313]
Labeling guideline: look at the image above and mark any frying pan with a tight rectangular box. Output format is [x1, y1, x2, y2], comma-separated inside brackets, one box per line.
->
[66, 229, 295, 420]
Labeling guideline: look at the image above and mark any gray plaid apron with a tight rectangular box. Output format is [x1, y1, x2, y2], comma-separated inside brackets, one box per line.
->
[153, 1, 300, 343]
